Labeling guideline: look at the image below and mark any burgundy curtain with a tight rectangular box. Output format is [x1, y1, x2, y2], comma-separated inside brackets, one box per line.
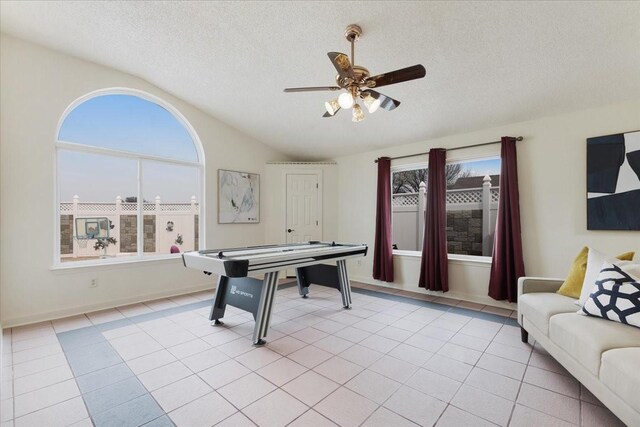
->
[488, 137, 525, 302]
[373, 157, 394, 282]
[419, 149, 448, 291]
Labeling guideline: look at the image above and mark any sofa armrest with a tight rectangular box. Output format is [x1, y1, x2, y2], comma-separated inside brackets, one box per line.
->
[517, 277, 565, 331]
[518, 276, 564, 300]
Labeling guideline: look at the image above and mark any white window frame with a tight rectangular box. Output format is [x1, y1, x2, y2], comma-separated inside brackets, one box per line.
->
[390, 155, 500, 263]
[53, 88, 206, 268]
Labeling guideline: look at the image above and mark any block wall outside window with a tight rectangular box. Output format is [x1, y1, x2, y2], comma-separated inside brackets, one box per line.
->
[194, 214, 199, 252]
[446, 209, 483, 256]
[60, 215, 74, 255]
[120, 215, 138, 253]
[143, 215, 156, 253]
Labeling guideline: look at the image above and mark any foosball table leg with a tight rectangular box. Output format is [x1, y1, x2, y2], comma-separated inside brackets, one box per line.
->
[295, 268, 310, 299]
[337, 260, 353, 310]
[209, 275, 228, 326]
[251, 271, 279, 346]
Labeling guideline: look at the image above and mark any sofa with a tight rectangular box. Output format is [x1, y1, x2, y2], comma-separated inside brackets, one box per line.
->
[518, 277, 640, 427]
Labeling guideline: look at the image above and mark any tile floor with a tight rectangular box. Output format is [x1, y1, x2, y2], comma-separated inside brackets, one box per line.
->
[0, 282, 627, 427]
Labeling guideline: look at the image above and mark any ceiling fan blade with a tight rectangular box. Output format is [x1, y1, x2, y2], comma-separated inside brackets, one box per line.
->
[284, 86, 341, 92]
[365, 64, 426, 88]
[323, 107, 341, 117]
[327, 52, 356, 81]
[362, 90, 401, 111]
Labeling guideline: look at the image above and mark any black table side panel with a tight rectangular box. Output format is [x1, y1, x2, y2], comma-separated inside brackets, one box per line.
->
[210, 276, 263, 321]
[297, 264, 341, 291]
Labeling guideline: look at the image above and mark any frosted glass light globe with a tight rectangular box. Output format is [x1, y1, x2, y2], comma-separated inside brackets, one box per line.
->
[338, 92, 355, 109]
[352, 104, 365, 122]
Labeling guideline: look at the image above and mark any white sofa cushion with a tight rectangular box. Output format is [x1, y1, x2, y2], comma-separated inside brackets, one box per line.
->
[549, 313, 640, 376]
[519, 293, 577, 335]
[600, 348, 640, 413]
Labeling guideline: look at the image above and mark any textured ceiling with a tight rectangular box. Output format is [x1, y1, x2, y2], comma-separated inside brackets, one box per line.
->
[1, 1, 639, 160]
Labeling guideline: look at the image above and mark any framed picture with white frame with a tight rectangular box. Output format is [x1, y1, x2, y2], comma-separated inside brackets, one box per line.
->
[218, 169, 260, 224]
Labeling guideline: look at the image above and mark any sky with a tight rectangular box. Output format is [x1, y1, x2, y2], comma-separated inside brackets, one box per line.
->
[58, 94, 200, 202]
[57, 94, 500, 202]
[58, 150, 200, 202]
[461, 158, 501, 176]
[59, 94, 198, 161]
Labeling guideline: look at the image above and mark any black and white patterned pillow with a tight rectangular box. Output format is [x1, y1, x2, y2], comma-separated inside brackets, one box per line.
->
[579, 261, 640, 328]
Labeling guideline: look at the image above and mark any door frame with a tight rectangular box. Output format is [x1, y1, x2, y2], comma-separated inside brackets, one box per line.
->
[281, 169, 323, 244]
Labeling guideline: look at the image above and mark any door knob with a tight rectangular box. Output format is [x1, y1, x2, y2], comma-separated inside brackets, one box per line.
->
[287, 229, 294, 233]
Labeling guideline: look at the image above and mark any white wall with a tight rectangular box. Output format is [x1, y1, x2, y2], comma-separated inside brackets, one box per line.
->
[263, 163, 339, 245]
[0, 35, 290, 326]
[337, 99, 640, 307]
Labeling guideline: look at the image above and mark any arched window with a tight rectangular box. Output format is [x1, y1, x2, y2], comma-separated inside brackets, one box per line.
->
[56, 89, 204, 265]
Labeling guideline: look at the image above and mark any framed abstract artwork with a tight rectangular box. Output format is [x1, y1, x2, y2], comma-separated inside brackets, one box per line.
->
[218, 169, 260, 224]
[587, 130, 640, 230]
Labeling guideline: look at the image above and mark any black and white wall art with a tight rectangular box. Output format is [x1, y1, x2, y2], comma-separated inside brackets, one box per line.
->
[218, 169, 260, 224]
[587, 130, 640, 230]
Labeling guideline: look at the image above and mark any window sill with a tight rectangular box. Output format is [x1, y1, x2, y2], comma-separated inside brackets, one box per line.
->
[392, 250, 492, 265]
[51, 254, 184, 273]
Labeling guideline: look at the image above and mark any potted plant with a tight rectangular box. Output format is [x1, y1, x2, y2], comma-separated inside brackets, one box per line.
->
[94, 237, 117, 258]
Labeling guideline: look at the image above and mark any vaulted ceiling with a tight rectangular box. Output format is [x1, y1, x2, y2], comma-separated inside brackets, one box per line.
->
[1, 1, 639, 159]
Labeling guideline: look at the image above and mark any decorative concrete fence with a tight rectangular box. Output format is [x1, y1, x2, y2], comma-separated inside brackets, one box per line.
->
[60, 195, 199, 260]
[392, 175, 499, 256]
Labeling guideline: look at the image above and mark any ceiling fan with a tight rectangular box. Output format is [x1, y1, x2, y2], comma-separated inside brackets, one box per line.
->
[284, 24, 426, 122]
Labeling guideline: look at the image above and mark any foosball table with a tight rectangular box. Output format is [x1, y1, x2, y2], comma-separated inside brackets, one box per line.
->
[182, 241, 367, 344]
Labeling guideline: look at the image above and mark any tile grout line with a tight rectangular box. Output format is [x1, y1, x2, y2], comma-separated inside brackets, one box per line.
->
[10, 329, 16, 427]
[93, 293, 293, 424]
[245, 290, 596, 426]
[57, 326, 110, 427]
[222, 296, 497, 426]
[197, 289, 587, 425]
[8, 285, 600, 427]
[55, 324, 174, 426]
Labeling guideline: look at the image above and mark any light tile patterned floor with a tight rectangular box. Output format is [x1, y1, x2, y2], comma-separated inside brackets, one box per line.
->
[0, 283, 627, 427]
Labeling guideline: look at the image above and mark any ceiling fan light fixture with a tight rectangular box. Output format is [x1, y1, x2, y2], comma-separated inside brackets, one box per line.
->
[283, 24, 426, 122]
[338, 92, 355, 109]
[325, 99, 340, 116]
[363, 93, 381, 114]
[352, 104, 365, 122]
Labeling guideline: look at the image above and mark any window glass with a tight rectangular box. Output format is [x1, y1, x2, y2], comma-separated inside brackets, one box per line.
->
[141, 161, 200, 255]
[57, 91, 203, 265]
[391, 157, 500, 256]
[58, 150, 138, 262]
[58, 94, 198, 162]
[392, 166, 427, 251]
[445, 158, 500, 256]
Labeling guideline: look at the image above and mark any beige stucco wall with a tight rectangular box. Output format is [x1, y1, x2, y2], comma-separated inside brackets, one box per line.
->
[336, 99, 640, 307]
[0, 35, 290, 326]
[2, 31, 638, 323]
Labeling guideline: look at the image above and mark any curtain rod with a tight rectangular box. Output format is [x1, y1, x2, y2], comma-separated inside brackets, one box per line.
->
[374, 136, 523, 163]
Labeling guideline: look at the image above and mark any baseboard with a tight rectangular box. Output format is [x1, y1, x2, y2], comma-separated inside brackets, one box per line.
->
[5, 274, 514, 328]
[350, 275, 516, 310]
[3, 283, 213, 328]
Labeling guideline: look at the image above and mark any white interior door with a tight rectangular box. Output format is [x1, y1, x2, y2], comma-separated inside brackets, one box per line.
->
[286, 174, 320, 245]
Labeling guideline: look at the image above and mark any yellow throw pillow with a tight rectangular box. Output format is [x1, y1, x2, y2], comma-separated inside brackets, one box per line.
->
[557, 247, 589, 298]
[557, 248, 635, 299]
